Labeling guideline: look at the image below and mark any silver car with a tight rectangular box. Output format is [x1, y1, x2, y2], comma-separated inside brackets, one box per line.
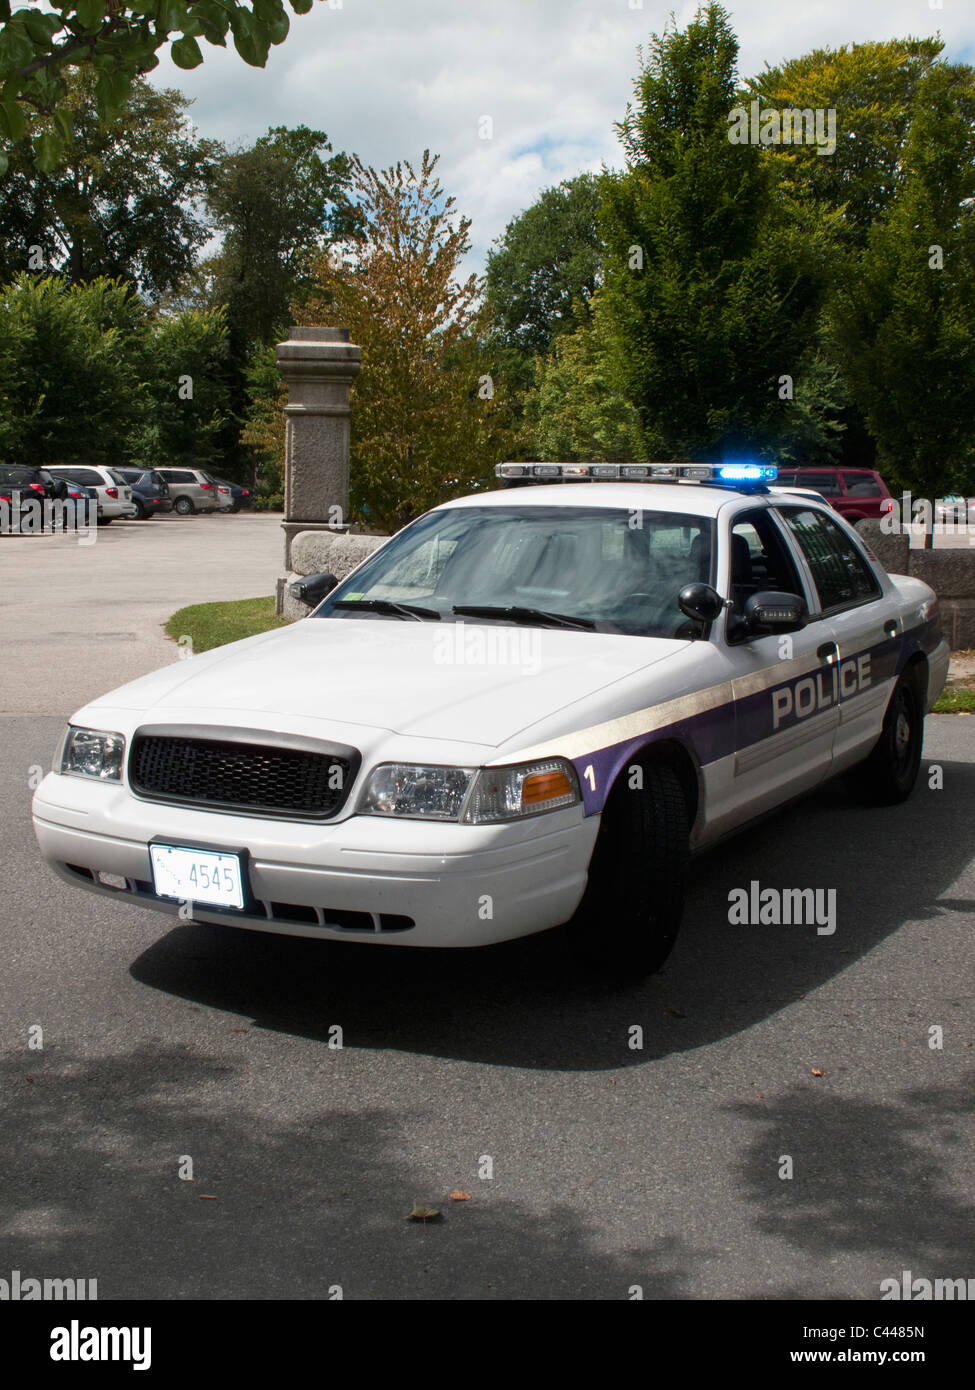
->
[154, 467, 219, 515]
[46, 465, 137, 523]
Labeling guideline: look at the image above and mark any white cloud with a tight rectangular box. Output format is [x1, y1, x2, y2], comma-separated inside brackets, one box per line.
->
[155, 0, 975, 278]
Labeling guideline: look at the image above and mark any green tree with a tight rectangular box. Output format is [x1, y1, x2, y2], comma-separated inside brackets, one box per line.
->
[128, 306, 231, 469]
[0, 69, 217, 299]
[204, 125, 359, 349]
[528, 297, 643, 462]
[486, 173, 603, 371]
[0, 274, 146, 464]
[829, 64, 975, 525]
[299, 150, 512, 530]
[0, 0, 317, 171]
[600, 3, 831, 461]
[744, 38, 951, 244]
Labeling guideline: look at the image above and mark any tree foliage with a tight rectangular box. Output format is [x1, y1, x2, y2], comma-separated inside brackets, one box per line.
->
[0, 0, 316, 172]
[0, 274, 229, 467]
[528, 296, 642, 462]
[829, 63, 975, 500]
[485, 173, 602, 365]
[298, 150, 512, 530]
[0, 68, 217, 298]
[744, 38, 948, 243]
[600, 3, 831, 461]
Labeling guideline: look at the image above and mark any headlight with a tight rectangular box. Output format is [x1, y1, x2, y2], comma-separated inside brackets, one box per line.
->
[59, 727, 126, 781]
[360, 764, 475, 820]
[359, 758, 580, 822]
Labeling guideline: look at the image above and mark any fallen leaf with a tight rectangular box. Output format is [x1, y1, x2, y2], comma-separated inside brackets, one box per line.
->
[811, 1068, 824, 1077]
[407, 1202, 441, 1221]
[25, 1077, 33, 1084]
[229, 1028, 248, 1033]
[665, 1007, 685, 1017]
[199, 1195, 218, 1200]
[450, 1190, 471, 1202]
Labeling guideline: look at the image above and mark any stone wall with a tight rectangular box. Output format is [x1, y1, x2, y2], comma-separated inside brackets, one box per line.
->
[277, 529, 388, 621]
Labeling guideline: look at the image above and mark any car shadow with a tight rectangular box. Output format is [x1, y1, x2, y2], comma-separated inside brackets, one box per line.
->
[130, 760, 975, 1072]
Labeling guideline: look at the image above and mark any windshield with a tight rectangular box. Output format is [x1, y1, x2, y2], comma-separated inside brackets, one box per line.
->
[315, 505, 715, 638]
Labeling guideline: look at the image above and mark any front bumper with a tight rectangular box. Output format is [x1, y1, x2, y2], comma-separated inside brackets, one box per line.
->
[32, 775, 599, 948]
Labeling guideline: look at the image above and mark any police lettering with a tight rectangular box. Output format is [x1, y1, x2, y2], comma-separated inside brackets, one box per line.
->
[772, 654, 871, 730]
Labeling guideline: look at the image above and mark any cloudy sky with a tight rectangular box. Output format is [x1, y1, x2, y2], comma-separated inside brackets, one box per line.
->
[155, 0, 975, 275]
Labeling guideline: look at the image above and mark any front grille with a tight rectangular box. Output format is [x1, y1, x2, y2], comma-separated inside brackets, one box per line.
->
[129, 727, 359, 820]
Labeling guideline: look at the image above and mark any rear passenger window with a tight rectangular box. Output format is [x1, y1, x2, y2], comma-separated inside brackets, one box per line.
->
[50, 467, 102, 486]
[794, 471, 842, 497]
[841, 473, 881, 497]
[779, 508, 881, 612]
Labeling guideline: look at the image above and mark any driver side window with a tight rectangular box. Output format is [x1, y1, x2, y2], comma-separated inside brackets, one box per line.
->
[727, 509, 804, 641]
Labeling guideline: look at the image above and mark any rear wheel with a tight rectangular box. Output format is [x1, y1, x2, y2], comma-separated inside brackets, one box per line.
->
[173, 496, 194, 515]
[568, 758, 690, 980]
[131, 498, 147, 520]
[844, 666, 925, 804]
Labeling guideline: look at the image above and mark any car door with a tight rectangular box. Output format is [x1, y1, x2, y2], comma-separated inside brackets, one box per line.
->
[773, 504, 894, 773]
[704, 504, 837, 838]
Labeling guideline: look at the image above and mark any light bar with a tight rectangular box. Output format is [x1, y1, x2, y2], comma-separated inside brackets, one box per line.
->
[495, 462, 778, 487]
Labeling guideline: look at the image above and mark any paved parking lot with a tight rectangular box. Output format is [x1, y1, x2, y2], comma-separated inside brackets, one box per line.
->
[0, 512, 283, 715]
[1, 514, 972, 1300]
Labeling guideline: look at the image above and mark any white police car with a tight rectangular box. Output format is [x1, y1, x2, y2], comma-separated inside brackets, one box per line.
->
[32, 463, 949, 977]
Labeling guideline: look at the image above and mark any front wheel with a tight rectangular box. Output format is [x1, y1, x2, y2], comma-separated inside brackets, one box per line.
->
[844, 667, 924, 804]
[567, 758, 690, 980]
[173, 496, 194, 515]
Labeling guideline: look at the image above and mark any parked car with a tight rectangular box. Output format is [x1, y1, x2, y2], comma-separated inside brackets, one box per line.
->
[33, 461, 948, 981]
[153, 467, 218, 515]
[0, 465, 69, 531]
[205, 474, 255, 512]
[45, 465, 137, 523]
[116, 469, 174, 520]
[773, 467, 892, 523]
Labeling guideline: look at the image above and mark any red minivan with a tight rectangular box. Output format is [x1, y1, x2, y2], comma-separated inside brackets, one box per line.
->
[774, 467, 893, 522]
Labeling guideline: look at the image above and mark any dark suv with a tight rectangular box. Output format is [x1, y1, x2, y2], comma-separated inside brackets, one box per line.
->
[774, 468, 892, 522]
[116, 469, 174, 520]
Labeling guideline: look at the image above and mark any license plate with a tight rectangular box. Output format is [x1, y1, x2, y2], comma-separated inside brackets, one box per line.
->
[149, 844, 245, 910]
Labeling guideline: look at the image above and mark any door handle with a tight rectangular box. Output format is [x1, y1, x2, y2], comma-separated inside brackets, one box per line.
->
[817, 642, 839, 663]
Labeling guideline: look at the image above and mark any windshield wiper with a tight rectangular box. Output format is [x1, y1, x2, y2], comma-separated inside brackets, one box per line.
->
[452, 604, 596, 630]
[333, 599, 441, 621]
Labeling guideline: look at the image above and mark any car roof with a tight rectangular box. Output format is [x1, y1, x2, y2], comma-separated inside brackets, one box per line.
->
[438, 481, 793, 520]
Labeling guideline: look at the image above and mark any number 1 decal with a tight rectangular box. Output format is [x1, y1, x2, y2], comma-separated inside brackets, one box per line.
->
[583, 764, 596, 792]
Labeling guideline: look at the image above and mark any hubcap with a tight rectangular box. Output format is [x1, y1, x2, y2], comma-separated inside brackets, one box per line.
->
[894, 705, 911, 758]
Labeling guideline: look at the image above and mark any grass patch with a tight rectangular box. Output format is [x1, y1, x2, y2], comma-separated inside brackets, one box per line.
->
[933, 684, 975, 714]
[165, 596, 290, 654]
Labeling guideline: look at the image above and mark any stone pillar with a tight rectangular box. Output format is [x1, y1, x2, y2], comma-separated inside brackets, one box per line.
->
[276, 325, 362, 578]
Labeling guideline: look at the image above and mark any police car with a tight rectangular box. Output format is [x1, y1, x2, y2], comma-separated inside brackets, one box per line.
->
[32, 462, 949, 978]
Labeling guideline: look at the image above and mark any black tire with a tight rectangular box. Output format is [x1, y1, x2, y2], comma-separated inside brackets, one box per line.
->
[173, 496, 194, 515]
[844, 666, 925, 805]
[131, 499, 147, 520]
[567, 758, 690, 979]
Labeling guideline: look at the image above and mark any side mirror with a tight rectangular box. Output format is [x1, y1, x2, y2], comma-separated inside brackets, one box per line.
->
[289, 571, 339, 608]
[742, 591, 805, 635]
[678, 583, 726, 624]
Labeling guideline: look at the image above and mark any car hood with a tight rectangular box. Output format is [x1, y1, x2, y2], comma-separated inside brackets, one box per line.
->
[80, 617, 688, 748]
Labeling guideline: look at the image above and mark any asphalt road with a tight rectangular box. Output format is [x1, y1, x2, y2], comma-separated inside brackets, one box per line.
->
[1, 515, 973, 1300]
